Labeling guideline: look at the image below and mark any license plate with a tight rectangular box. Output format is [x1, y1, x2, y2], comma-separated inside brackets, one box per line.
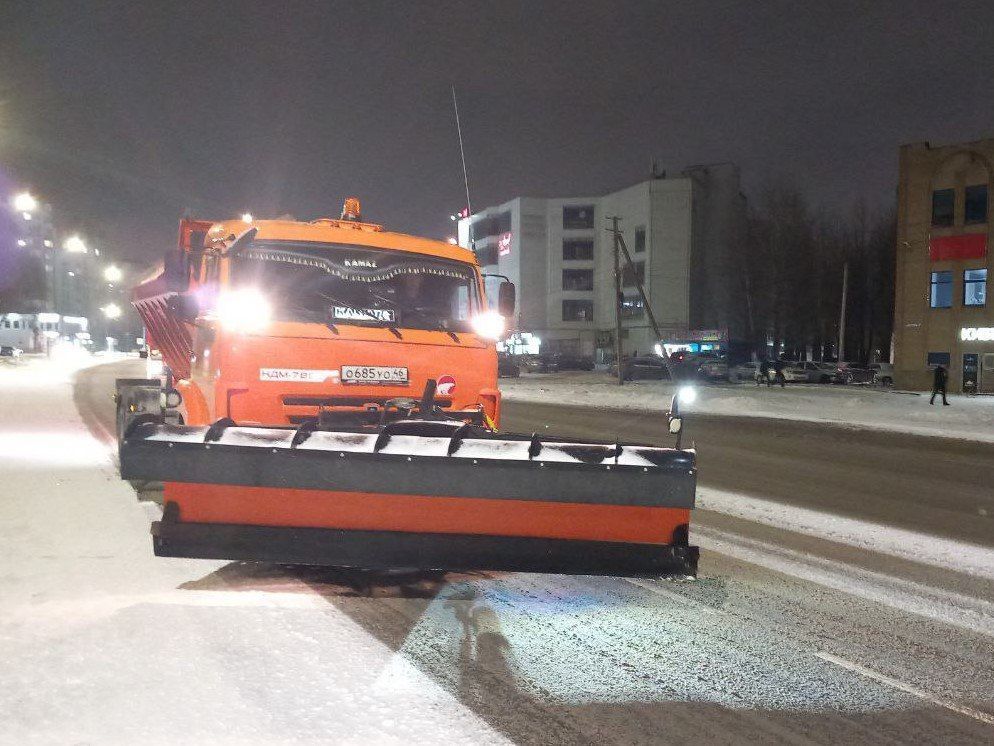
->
[341, 365, 409, 386]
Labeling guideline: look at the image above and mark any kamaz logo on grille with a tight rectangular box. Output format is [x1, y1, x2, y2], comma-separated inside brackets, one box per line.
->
[345, 259, 377, 268]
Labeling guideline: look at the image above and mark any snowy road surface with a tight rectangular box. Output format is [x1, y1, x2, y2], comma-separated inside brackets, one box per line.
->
[1, 356, 992, 743]
[500, 370, 994, 443]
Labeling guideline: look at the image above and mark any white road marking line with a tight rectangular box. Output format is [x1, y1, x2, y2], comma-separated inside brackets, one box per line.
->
[623, 577, 730, 617]
[697, 526, 994, 638]
[816, 651, 994, 727]
[697, 486, 994, 581]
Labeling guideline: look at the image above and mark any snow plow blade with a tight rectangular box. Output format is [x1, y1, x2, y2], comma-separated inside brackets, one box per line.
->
[121, 419, 699, 577]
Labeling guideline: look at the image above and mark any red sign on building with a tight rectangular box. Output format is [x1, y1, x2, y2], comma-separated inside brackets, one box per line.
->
[497, 232, 512, 256]
[929, 234, 987, 261]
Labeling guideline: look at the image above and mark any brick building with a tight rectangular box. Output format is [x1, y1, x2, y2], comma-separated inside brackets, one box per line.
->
[894, 138, 994, 393]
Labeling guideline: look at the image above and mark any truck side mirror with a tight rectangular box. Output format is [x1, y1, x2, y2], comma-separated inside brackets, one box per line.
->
[498, 281, 516, 318]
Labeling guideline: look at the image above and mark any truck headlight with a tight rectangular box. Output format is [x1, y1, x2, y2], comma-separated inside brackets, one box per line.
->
[471, 311, 506, 340]
[217, 288, 272, 333]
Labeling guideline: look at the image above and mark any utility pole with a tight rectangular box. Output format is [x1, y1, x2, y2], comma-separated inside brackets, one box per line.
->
[837, 260, 849, 362]
[611, 216, 624, 385]
[607, 217, 674, 381]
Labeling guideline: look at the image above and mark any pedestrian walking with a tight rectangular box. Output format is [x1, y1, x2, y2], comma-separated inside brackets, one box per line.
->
[930, 365, 950, 405]
[773, 359, 786, 388]
[758, 360, 771, 386]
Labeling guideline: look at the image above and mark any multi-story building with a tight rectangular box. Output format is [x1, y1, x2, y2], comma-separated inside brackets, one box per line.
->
[894, 138, 994, 393]
[458, 163, 747, 358]
[2, 192, 146, 351]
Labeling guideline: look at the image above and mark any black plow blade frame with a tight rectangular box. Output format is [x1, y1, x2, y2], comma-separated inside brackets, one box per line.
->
[154, 503, 699, 578]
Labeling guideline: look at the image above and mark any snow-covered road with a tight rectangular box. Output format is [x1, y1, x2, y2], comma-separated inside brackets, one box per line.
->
[500, 371, 994, 443]
[1, 356, 992, 743]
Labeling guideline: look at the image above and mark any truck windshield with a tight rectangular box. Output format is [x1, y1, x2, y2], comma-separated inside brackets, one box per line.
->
[232, 241, 480, 332]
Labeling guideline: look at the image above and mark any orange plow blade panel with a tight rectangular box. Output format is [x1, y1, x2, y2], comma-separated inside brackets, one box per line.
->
[122, 419, 699, 577]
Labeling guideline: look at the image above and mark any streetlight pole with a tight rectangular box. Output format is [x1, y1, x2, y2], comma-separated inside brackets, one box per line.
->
[837, 261, 849, 362]
[611, 216, 624, 386]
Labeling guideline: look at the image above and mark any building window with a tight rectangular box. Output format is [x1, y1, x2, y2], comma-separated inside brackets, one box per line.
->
[470, 211, 512, 242]
[563, 205, 595, 230]
[622, 261, 645, 287]
[634, 226, 646, 253]
[563, 239, 594, 261]
[965, 185, 989, 224]
[931, 189, 955, 227]
[562, 269, 594, 291]
[926, 351, 950, 367]
[964, 268, 987, 306]
[930, 270, 952, 308]
[562, 299, 593, 321]
[475, 244, 498, 266]
[620, 296, 644, 319]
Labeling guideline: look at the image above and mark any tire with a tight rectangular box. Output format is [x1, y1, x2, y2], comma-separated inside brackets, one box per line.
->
[880, 376, 892, 386]
[819, 375, 831, 384]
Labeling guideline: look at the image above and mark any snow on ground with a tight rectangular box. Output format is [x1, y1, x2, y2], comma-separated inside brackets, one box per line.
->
[501, 372, 994, 443]
[0, 354, 508, 744]
[698, 487, 994, 581]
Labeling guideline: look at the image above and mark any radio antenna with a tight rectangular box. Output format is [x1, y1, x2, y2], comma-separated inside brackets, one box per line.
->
[452, 85, 473, 217]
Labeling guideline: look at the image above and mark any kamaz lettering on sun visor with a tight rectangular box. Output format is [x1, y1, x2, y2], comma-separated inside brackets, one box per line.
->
[241, 246, 473, 282]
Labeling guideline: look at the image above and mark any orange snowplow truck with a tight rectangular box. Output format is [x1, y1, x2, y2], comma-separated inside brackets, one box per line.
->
[116, 200, 699, 576]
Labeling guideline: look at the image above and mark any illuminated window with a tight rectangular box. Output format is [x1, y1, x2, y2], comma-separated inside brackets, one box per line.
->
[965, 185, 988, 224]
[931, 189, 954, 227]
[562, 299, 593, 321]
[930, 271, 952, 308]
[620, 296, 644, 319]
[964, 268, 987, 306]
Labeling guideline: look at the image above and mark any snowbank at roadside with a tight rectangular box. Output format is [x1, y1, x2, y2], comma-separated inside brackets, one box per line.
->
[500, 372, 994, 443]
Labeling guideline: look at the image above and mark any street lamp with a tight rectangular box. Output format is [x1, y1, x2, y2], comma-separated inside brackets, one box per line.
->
[64, 235, 87, 253]
[101, 303, 122, 319]
[104, 265, 123, 282]
[13, 192, 38, 213]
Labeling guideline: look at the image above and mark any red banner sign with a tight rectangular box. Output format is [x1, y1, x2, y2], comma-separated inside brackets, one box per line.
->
[929, 234, 987, 261]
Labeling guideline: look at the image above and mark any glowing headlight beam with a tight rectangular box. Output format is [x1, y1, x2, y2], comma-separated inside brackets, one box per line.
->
[216, 288, 272, 333]
[471, 311, 506, 340]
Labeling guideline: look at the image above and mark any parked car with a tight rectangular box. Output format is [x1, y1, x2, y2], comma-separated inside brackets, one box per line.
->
[730, 362, 759, 382]
[522, 352, 595, 373]
[497, 352, 520, 378]
[698, 357, 729, 381]
[610, 355, 671, 381]
[775, 362, 810, 383]
[0, 346, 23, 357]
[790, 360, 837, 383]
[871, 363, 895, 386]
[834, 362, 875, 384]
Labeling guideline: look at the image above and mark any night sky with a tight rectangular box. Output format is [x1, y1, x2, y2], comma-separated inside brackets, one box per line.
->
[3, 0, 994, 266]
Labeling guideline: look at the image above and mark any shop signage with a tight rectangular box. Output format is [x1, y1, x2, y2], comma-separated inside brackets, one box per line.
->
[498, 232, 512, 256]
[960, 327, 994, 341]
